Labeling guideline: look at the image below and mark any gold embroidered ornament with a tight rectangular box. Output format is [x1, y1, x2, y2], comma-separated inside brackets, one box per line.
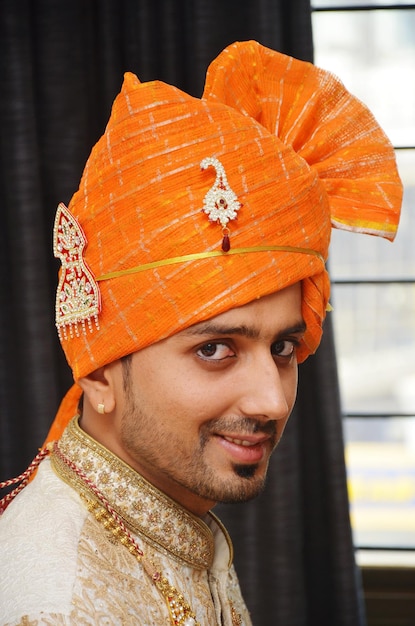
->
[53, 202, 101, 339]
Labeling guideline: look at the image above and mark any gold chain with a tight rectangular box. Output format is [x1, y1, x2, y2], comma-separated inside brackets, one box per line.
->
[52, 444, 200, 626]
[82, 495, 199, 626]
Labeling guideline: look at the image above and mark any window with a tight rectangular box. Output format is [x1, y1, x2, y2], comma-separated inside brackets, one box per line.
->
[311, 1, 415, 553]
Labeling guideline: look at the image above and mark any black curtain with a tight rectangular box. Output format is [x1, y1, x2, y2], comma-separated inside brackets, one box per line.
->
[0, 1, 365, 624]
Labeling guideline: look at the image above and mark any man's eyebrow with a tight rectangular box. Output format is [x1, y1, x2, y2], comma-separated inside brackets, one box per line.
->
[183, 321, 306, 340]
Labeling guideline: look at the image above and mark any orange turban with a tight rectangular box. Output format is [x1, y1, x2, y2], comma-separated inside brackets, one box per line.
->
[47, 40, 402, 443]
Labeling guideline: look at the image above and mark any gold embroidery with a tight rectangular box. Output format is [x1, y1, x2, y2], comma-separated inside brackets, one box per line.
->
[49, 438, 201, 625]
[68, 515, 218, 625]
[80, 495, 200, 626]
[40, 416, 251, 625]
[231, 603, 243, 626]
[14, 615, 72, 625]
[55, 416, 218, 570]
[3, 423, 252, 626]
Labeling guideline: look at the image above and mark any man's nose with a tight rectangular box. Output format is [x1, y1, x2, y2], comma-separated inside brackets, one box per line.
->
[237, 354, 295, 421]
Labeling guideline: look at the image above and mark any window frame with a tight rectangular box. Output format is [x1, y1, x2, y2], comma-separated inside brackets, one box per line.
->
[311, 0, 415, 554]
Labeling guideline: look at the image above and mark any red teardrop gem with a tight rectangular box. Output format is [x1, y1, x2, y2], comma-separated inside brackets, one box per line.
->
[222, 233, 230, 252]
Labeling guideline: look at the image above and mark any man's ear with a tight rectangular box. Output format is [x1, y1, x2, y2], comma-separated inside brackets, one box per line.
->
[77, 362, 120, 415]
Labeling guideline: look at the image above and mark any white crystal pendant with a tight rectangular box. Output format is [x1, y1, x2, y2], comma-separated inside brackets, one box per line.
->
[200, 157, 242, 251]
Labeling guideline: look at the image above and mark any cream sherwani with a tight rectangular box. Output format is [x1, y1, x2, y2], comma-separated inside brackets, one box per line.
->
[0, 418, 251, 626]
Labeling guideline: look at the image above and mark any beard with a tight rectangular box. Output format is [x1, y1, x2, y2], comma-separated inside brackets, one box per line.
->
[120, 395, 277, 505]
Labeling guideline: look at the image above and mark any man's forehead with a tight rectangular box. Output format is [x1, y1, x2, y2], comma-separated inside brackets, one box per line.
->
[181, 284, 304, 338]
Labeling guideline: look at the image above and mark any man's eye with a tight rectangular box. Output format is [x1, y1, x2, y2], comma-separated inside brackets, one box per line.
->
[196, 342, 234, 361]
[271, 339, 297, 359]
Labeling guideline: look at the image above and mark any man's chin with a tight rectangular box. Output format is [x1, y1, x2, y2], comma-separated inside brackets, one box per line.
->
[216, 465, 267, 504]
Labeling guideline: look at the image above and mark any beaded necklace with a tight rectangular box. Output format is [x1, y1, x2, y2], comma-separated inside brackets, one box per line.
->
[51, 440, 200, 626]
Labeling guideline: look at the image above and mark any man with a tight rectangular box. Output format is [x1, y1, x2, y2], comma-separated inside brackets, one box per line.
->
[0, 41, 401, 625]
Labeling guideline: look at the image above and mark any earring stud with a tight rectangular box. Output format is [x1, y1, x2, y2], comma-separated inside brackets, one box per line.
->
[97, 403, 105, 414]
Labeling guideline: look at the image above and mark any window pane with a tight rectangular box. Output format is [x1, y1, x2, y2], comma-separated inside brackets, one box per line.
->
[329, 149, 415, 280]
[312, 9, 415, 146]
[345, 418, 415, 548]
[331, 283, 415, 414]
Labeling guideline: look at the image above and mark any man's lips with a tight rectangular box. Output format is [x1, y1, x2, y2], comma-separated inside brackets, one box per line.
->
[215, 432, 272, 463]
[222, 434, 270, 447]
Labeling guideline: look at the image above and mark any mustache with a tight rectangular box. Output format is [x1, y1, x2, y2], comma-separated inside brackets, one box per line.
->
[203, 417, 277, 438]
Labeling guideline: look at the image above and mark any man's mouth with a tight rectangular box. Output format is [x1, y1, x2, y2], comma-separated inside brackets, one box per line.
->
[215, 433, 272, 465]
[223, 436, 263, 447]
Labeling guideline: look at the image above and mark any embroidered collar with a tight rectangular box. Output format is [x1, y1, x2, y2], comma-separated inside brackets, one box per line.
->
[54, 416, 233, 570]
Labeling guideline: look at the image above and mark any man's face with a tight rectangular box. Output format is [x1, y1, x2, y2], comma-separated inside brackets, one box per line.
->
[107, 283, 304, 515]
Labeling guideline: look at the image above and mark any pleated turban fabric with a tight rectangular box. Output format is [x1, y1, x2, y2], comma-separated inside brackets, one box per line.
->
[49, 40, 402, 442]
